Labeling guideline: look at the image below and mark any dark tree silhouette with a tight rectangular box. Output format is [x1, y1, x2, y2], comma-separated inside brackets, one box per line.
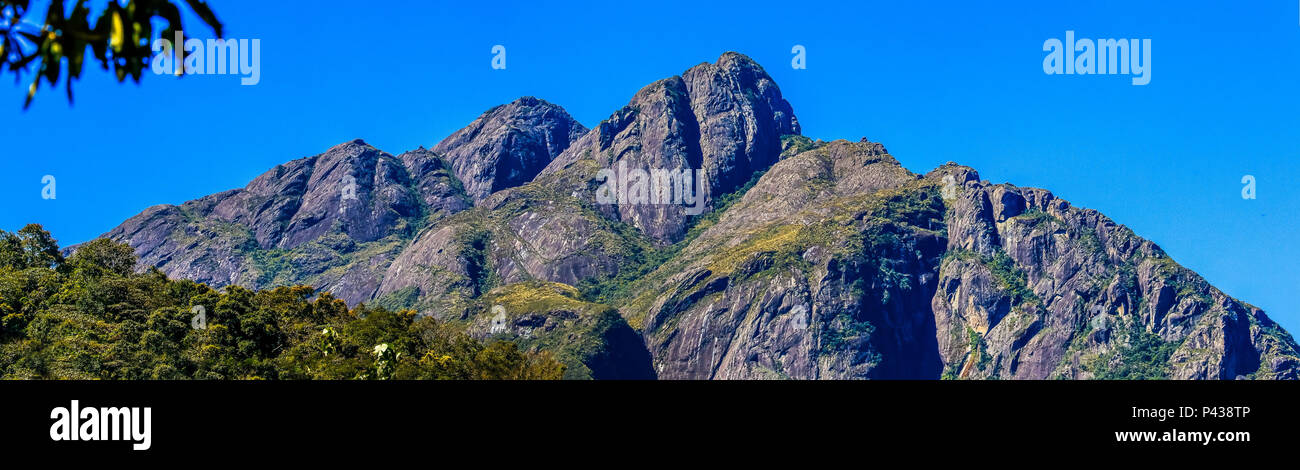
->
[0, 0, 222, 108]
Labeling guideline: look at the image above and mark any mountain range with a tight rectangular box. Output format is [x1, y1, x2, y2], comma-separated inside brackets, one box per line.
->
[96, 52, 1300, 380]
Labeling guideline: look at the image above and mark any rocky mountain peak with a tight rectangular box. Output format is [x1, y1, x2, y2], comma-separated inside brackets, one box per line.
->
[232, 139, 419, 250]
[88, 54, 1299, 380]
[433, 96, 587, 203]
[542, 52, 802, 243]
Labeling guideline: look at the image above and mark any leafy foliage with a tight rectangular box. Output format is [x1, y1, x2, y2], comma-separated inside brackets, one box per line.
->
[0, 224, 564, 380]
[1, 0, 223, 108]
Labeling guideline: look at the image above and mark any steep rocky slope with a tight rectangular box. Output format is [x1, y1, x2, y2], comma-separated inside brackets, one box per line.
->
[100, 98, 584, 307]
[624, 138, 1298, 379]
[464, 281, 654, 380]
[370, 159, 661, 318]
[934, 165, 1297, 380]
[94, 52, 1300, 380]
[435, 97, 587, 203]
[100, 139, 469, 304]
[371, 52, 804, 313]
[541, 51, 800, 243]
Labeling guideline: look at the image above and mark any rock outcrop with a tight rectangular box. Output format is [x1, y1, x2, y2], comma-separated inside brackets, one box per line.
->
[464, 281, 655, 380]
[627, 138, 1298, 380]
[94, 53, 1300, 380]
[542, 52, 800, 243]
[435, 97, 587, 203]
[102, 140, 471, 305]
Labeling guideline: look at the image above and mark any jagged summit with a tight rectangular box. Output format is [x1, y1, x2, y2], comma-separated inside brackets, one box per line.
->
[91, 53, 1300, 380]
[434, 96, 587, 203]
[539, 51, 802, 243]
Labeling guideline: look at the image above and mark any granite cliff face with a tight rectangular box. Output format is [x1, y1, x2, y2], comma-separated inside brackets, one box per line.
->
[435, 97, 587, 203]
[931, 165, 1294, 380]
[96, 52, 1300, 380]
[541, 52, 800, 243]
[628, 138, 1297, 380]
[102, 140, 471, 305]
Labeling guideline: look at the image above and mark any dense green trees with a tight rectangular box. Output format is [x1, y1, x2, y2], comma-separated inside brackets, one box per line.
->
[0, 224, 564, 380]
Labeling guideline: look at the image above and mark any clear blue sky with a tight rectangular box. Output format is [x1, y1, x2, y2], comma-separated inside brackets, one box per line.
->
[2, 0, 1298, 334]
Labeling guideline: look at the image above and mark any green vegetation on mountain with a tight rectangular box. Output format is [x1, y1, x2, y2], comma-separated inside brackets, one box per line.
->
[1084, 318, 1179, 380]
[472, 281, 652, 380]
[0, 224, 563, 380]
[36, 52, 1300, 380]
